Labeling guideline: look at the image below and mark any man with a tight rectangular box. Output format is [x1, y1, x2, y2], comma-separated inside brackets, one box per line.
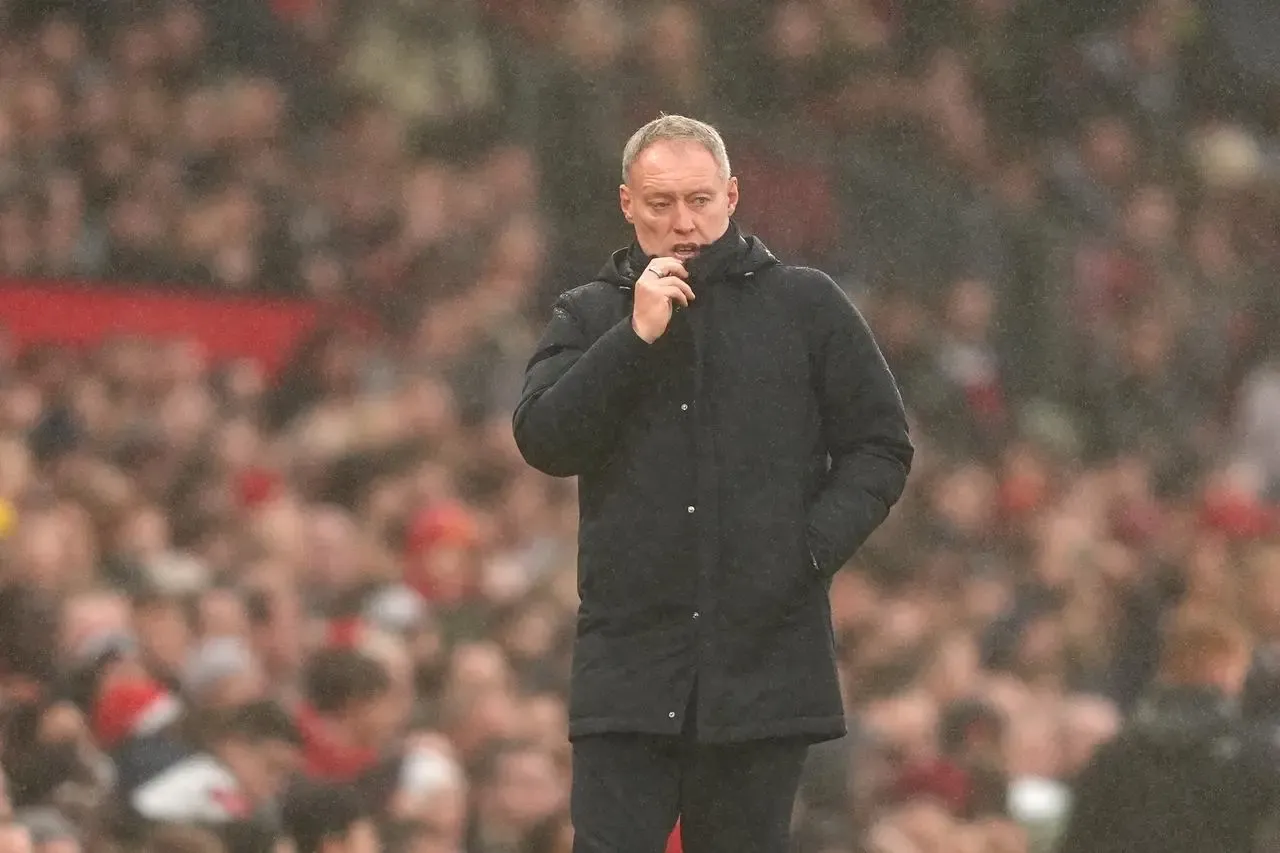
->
[1058, 608, 1280, 853]
[295, 646, 400, 783]
[0, 825, 32, 853]
[281, 781, 380, 853]
[468, 739, 564, 853]
[514, 115, 913, 853]
[131, 700, 301, 829]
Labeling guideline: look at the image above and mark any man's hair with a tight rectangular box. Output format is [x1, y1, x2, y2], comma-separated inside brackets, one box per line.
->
[282, 781, 369, 853]
[1159, 607, 1252, 684]
[621, 114, 731, 184]
[304, 647, 391, 715]
[212, 699, 302, 746]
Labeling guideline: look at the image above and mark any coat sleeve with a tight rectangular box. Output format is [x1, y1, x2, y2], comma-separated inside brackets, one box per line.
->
[513, 292, 655, 477]
[804, 273, 913, 576]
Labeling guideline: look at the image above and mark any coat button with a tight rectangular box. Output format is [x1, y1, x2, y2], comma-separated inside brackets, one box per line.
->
[687, 506, 695, 513]
[681, 403, 689, 411]
[692, 611, 700, 619]
[668, 711, 676, 718]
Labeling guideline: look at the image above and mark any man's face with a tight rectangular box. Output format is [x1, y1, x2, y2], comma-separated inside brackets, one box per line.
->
[223, 738, 300, 805]
[619, 140, 738, 262]
[349, 691, 405, 751]
[489, 749, 563, 832]
[134, 600, 191, 676]
[0, 825, 31, 853]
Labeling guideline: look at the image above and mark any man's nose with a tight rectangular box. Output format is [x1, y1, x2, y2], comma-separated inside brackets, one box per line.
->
[674, 204, 695, 233]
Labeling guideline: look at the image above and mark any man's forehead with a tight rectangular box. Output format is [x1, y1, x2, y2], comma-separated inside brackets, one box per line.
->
[629, 140, 724, 186]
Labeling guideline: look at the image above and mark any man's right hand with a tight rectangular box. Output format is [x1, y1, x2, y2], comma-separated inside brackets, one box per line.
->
[632, 258, 694, 343]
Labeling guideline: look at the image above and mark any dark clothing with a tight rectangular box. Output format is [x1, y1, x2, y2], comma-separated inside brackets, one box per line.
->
[1058, 685, 1280, 853]
[571, 732, 808, 853]
[1243, 643, 1280, 724]
[514, 222, 912, 744]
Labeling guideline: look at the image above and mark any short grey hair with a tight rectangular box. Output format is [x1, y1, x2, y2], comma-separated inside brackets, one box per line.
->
[621, 114, 731, 184]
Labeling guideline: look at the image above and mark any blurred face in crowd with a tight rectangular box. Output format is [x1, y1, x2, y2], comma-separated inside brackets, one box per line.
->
[1059, 696, 1120, 778]
[0, 825, 32, 853]
[931, 465, 998, 541]
[924, 633, 982, 705]
[305, 506, 362, 593]
[1005, 712, 1062, 779]
[447, 642, 512, 695]
[520, 693, 569, 755]
[245, 571, 305, 679]
[220, 735, 300, 806]
[359, 635, 413, 745]
[11, 510, 75, 589]
[620, 139, 738, 262]
[199, 588, 250, 639]
[1082, 116, 1137, 187]
[133, 597, 192, 678]
[340, 687, 403, 752]
[1123, 185, 1178, 252]
[447, 688, 518, 758]
[116, 504, 171, 563]
[944, 278, 994, 342]
[862, 693, 939, 762]
[1248, 548, 1280, 638]
[60, 592, 131, 660]
[205, 669, 267, 711]
[407, 548, 470, 605]
[483, 747, 564, 834]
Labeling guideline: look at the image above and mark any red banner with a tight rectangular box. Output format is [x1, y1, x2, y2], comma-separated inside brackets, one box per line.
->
[0, 280, 335, 375]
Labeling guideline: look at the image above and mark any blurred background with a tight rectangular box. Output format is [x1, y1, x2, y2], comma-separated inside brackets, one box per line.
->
[1, 0, 1280, 851]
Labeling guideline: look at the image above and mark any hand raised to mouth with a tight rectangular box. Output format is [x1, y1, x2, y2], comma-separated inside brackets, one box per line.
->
[632, 258, 694, 344]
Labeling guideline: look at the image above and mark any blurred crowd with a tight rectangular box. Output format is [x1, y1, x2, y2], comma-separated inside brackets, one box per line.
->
[3, 0, 1280, 851]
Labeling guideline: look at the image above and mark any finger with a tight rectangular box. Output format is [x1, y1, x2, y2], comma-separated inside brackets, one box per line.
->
[648, 260, 689, 280]
[658, 283, 690, 307]
[668, 278, 695, 302]
[657, 277, 694, 304]
[661, 260, 689, 280]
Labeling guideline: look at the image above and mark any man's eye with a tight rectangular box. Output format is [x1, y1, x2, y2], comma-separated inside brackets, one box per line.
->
[651, 201, 670, 210]
[692, 197, 710, 206]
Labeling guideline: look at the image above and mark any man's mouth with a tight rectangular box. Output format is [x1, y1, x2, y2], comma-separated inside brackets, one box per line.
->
[672, 243, 701, 259]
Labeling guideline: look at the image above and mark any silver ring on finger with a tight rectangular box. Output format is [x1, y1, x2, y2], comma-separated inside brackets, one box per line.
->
[648, 266, 665, 278]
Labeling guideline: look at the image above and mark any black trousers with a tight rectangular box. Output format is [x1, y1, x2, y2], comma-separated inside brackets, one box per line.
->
[570, 730, 809, 853]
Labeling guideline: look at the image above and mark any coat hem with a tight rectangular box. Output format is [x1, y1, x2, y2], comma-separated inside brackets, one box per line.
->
[568, 715, 846, 744]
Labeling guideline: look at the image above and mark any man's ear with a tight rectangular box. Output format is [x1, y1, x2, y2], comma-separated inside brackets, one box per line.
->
[620, 184, 634, 222]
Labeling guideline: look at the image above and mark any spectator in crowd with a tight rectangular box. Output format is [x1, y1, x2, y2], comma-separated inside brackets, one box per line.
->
[130, 700, 302, 834]
[1058, 607, 1280, 853]
[281, 780, 379, 853]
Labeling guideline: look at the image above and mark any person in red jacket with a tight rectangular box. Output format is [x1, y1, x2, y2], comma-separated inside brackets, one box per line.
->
[295, 647, 401, 782]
